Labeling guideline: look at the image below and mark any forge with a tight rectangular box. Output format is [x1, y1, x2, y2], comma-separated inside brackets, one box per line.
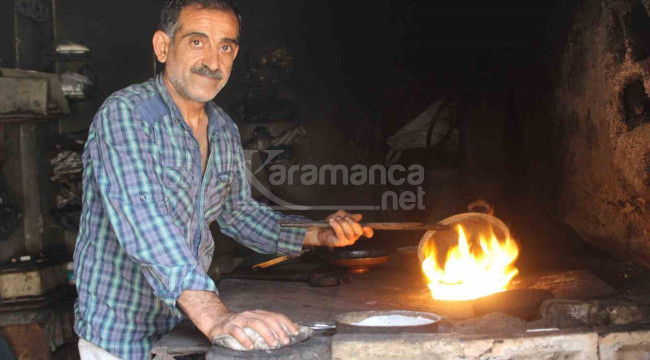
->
[151, 200, 650, 360]
[151, 254, 650, 360]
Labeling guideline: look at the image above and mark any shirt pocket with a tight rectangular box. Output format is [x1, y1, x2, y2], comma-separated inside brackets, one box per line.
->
[162, 165, 198, 227]
[204, 171, 232, 222]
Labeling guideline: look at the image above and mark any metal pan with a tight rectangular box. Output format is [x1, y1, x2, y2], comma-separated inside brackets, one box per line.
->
[325, 250, 390, 274]
[334, 310, 442, 334]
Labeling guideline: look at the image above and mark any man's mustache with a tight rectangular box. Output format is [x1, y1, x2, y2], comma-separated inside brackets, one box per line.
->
[191, 66, 224, 80]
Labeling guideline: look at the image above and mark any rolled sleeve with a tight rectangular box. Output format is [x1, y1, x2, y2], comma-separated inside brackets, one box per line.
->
[153, 264, 218, 317]
[91, 99, 217, 316]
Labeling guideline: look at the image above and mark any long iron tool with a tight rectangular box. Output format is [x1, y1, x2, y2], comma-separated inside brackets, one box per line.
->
[279, 221, 450, 231]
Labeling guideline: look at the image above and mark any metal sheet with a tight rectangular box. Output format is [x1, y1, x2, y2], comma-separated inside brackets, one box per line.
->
[1, 68, 70, 114]
[0, 77, 49, 115]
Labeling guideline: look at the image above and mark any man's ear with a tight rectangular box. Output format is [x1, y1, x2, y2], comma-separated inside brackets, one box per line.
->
[153, 30, 172, 63]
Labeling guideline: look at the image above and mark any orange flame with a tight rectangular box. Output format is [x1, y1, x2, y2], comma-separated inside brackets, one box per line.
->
[422, 224, 519, 301]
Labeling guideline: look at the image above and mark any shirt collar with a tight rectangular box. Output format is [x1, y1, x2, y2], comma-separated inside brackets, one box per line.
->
[154, 72, 223, 137]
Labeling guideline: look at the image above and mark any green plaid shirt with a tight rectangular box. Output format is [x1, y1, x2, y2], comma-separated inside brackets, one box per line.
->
[73, 73, 307, 360]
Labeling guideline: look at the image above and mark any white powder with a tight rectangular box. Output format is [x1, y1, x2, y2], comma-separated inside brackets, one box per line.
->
[353, 315, 435, 327]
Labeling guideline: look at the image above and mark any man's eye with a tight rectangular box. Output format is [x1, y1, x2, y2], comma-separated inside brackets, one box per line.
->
[221, 45, 232, 52]
[192, 40, 202, 46]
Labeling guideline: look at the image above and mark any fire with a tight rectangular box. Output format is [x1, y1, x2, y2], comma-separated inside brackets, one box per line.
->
[421, 224, 519, 301]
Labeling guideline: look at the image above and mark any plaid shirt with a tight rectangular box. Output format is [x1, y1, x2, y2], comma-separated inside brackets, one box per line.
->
[73, 73, 307, 360]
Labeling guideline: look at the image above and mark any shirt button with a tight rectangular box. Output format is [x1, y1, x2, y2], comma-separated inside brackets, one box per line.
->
[140, 195, 146, 201]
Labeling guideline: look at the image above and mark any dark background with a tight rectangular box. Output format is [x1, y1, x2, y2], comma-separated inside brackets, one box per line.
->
[40, 0, 567, 128]
[0, 0, 580, 260]
[6, 0, 647, 277]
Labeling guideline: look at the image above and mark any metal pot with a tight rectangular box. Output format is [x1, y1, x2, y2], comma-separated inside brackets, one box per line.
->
[417, 212, 511, 263]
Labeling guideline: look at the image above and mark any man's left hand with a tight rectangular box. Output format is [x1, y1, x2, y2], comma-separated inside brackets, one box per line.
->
[303, 210, 374, 247]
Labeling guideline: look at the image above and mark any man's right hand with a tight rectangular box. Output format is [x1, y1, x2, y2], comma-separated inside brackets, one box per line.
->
[208, 310, 299, 350]
[177, 290, 298, 350]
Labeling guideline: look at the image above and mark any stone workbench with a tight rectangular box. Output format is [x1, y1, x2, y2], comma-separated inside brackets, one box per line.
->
[150, 262, 616, 359]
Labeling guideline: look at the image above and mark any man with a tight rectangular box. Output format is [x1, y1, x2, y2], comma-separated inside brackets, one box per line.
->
[73, 1, 373, 359]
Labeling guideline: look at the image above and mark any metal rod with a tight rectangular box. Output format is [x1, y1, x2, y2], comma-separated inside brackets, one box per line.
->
[252, 251, 307, 271]
[279, 221, 450, 231]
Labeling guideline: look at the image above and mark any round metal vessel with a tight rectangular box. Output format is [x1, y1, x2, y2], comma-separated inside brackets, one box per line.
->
[326, 250, 390, 274]
[334, 310, 442, 334]
[417, 212, 511, 263]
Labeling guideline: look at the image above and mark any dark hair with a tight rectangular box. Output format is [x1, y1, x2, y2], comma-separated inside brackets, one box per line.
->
[160, 0, 242, 40]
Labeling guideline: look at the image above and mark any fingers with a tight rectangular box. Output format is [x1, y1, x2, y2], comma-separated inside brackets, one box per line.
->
[271, 312, 299, 335]
[342, 217, 364, 239]
[215, 310, 298, 350]
[362, 226, 374, 238]
[326, 210, 348, 220]
[326, 212, 371, 245]
[327, 210, 362, 221]
[251, 310, 298, 346]
[246, 317, 282, 347]
[259, 317, 289, 346]
[337, 218, 357, 239]
[328, 218, 348, 245]
[326, 220, 356, 247]
[227, 324, 255, 350]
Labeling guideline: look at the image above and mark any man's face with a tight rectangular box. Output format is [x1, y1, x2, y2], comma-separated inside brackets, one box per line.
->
[163, 5, 240, 103]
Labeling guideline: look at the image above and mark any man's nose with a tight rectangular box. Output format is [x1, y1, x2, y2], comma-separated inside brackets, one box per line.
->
[203, 48, 220, 72]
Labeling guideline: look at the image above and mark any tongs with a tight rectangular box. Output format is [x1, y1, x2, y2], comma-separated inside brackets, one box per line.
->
[253, 221, 449, 271]
[278, 220, 450, 231]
